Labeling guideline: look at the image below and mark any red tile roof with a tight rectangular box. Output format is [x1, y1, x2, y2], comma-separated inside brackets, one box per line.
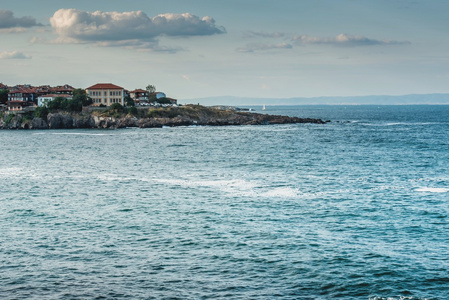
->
[87, 83, 123, 90]
[51, 85, 74, 92]
[9, 87, 35, 93]
[39, 94, 72, 98]
[130, 89, 147, 93]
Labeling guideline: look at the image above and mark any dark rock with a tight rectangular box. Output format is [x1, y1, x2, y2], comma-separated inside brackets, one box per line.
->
[30, 117, 48, 129]
[47, 113, 73, 129]
[5, 118, 19, 129]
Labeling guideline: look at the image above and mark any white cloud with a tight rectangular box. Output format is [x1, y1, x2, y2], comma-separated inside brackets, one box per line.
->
[243, 31, 285, 38]
[95, 39, 183, 53]
[0, 10, 42, 29]
[237, 42, 293, 53]
[0, 51, 31, 59]
[0, 28, 27, 34]
[293, 33, 410, 46]
[49, 8, 226, 51]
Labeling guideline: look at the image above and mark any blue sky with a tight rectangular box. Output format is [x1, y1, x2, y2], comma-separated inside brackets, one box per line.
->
[1, 0, 449, 100]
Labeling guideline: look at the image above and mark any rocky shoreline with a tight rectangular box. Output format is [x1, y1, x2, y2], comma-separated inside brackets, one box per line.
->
[1, 105, 327, 129]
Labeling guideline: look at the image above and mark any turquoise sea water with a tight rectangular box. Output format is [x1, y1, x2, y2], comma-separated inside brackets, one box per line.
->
[1, 105, 448, 299]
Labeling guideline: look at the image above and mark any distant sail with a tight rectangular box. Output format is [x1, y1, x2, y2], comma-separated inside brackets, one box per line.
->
[262, 104, 266, 110]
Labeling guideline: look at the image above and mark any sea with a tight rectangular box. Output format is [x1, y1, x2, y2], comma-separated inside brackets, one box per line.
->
[1, 105, 448, 299]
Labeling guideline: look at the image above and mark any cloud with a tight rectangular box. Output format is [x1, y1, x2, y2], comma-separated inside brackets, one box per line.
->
[0, 51, 31, 59]
[95, 39, 183, 53]
[0, 27, 27, 34]
[243, 31, 285, 39]
[0, 10, 42, 29]
[49, 8, 226, 50]
[293, 33, 410, 46]
[237, 42, 293, 53]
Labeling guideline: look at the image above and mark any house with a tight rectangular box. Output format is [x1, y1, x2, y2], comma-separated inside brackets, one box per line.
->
[8, 86, 36, 102]
[51, 84, 74, 95]
[154, 92, 166, 100]
[129, 89, 149, 104]
[7, 100, 34, 111]
[37, 94, 73, 107]
[86, 83, 124, 106]
[7, 85, 38, 111]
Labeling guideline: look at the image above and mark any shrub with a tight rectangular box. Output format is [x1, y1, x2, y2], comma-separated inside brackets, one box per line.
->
[110, 103, 124, 112]
[34, 106, 49, 119]
[157, 97, 171, 104]
[125, 97, 135, 107]
[4, 114, 14, 125]
[127, 106, 137, 115]
[46, 97, 82, 112]
[146, 107, 180, 119]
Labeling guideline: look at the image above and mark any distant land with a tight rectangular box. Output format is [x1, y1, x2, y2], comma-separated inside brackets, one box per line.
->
[184, 94, 449, 106]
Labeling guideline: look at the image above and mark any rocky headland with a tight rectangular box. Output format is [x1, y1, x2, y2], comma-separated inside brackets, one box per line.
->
[1, 105, 327, 130]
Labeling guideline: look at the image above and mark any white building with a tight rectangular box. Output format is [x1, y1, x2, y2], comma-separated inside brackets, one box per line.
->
[37, 94, 73, 107]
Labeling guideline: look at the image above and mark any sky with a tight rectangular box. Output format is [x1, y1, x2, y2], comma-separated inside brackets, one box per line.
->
[1, 0, 449, 101]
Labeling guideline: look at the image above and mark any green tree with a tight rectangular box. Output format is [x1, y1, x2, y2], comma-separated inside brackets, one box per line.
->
[146, 84, 156, 94]
[46, 97, 64, 110]
[127, 106, 138, 115]
[46, 96, 82, 112]
[0, 89, 8, 105]
[157, 97, 171, 104]
[67, 98, 83, 112]
[110, 103, 124, 112]
[34, 106, 49, 119]
[148, 94, 157, 103]
[125, 96, 135, 107]
[72, 88, 92, 106]
[72, 88, 84, 97]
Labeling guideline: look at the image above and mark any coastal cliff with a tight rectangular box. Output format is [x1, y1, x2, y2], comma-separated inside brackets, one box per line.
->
[1, 105, 326, 129]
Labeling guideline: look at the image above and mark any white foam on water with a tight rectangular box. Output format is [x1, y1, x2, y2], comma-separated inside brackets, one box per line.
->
[151, 178, 305, 198]
[0, 167, 52, 180]
[261, 187, 300, 198]
[152, 178, 259, 196]
[96, 174, 135, 182]
[415, 187, 449, 193]
[0, 167, 24, 178]
[384, 121, 440, 127]
[50, 132, 113, 136]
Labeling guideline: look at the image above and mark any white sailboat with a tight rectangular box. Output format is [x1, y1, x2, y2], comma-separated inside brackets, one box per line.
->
[262, 104, 266, 111]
